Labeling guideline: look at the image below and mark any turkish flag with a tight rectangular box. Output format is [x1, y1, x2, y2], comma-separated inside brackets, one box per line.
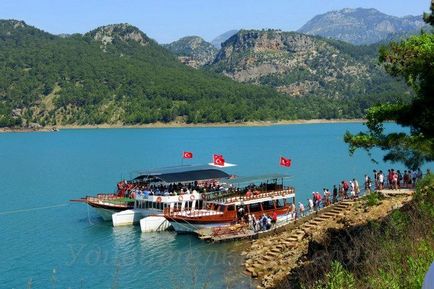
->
[213, 154, 225, 166]
[280, 157, 291, 167]
[183, 151, 193, 159]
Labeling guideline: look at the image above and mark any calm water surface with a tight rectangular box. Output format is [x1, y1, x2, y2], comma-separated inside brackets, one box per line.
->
[0, 123, 411, 289]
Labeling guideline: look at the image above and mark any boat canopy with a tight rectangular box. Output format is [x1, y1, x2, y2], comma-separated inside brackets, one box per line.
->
[133, 165, 230, 183]
[225, 174, 292, 185]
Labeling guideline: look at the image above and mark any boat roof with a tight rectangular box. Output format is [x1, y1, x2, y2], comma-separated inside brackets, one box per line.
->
[133, 164, 231, 183]
[225, 174, 292, 185]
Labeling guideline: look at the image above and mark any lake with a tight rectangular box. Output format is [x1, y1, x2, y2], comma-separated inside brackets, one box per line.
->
[0, 123, 411, 289]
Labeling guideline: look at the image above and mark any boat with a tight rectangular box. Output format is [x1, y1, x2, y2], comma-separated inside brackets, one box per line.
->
[164, 174, 296, 233]
[71, 193, 136, 221]
[110, 164, 233, 231]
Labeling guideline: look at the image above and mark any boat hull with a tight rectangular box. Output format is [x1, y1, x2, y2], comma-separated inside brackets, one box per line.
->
[93, 207, 119, 221]
[140, 216, 171, 232]
[169, 220, 232, 233]
[112, 208, 160, 227]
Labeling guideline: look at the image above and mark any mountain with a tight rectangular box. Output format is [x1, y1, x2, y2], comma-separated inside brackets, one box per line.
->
[211, 29, 239, 48]
[298, 8, 427, 45]
[0, 20, 412, 127]
[164, 36, 218, 68]
[209, 29, 411, 115]
[0, 20, 292, 126]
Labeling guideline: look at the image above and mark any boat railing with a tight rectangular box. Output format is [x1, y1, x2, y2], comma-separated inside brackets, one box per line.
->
[164, 207, 223, 218]
[85, 194, 134, 205]
[210, 187, 295, 204]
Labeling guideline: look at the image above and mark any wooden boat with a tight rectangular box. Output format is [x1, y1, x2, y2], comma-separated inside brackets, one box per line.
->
[110, 165, 233, 230]
[165, 175, 296, 233]
[72, 165, 231, 222]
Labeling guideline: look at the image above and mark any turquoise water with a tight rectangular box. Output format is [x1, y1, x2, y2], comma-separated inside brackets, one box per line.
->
[0, 123, 415, 289]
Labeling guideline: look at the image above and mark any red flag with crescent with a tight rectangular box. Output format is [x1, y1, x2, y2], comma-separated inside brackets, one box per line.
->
[280, 156, 291, 167]
[183, 151, 193, 159]
[213, 154, 225, 166]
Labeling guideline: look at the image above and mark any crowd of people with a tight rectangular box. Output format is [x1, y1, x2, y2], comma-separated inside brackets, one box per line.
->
[116, 179, 225, 199]
[369, 168, 429, 191]
[295, 167, 431, 219]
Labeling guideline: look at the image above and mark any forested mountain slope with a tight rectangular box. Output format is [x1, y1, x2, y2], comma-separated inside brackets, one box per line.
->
[0, 21, 412, 127]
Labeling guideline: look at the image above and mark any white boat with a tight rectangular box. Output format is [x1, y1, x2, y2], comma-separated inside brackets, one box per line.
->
[112, 191, 203, 227]
[110, 164, 233, 232]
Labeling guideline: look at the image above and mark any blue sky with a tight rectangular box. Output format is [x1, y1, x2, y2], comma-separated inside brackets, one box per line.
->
[0, 0, 430, 43]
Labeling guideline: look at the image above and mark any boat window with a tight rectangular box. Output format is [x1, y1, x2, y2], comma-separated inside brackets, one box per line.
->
[248, 203, 261, 212]
[218, 205, 225, 212]
[262, 200, 275, 210]
[276, 199, 285, 208]
[227, 205, 235, 211]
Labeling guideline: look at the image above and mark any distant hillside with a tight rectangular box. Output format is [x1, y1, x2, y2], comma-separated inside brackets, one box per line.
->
[211, 30, 239, 48]
[164, 36, 218, 68]
[0, 20, 293, 126]
[298, 8, 427, 45]
[0, 20, 414, 127]
[209, 29, 412, 117]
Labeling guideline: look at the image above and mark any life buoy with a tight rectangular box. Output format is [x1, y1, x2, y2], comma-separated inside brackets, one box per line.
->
[190, 194, 195, 201]
[201, 193, 207, 200]
[178, 195, 183, 202]
[156, 196, 162, 203]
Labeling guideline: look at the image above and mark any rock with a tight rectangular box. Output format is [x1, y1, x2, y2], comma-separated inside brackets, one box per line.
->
[28, 122, 42, 129]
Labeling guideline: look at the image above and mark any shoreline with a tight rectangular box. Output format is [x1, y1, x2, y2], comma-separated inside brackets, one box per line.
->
[0, 119, 366, 133]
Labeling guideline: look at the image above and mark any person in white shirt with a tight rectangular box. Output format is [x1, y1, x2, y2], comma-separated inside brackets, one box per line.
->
[299, 203, 305, 217]
[308, 198, 314, 213]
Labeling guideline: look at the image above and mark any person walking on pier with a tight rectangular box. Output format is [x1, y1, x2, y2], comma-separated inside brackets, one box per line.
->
[308, 198, 314, 214]
[299, 202, 305, 217]
[353, 179, 360, 197]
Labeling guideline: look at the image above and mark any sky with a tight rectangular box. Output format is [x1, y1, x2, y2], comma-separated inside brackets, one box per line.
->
[0, 0, 430, 44]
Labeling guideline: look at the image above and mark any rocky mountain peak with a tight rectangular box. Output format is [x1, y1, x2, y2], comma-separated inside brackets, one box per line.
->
[1, 19, 27, 29]
[298, 8, 427, 45]
[164, 36, 218, 68]
[87, 23, 150, 46]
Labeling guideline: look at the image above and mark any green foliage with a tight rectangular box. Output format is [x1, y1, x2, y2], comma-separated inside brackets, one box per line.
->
[311, 262, 356, 289]
[0, 21, 417, 128]
[0, 20, 287, 126]
[365, 191, 381, 207]
[368, 241, 434, 289]
[345, 6, 434, 169]
[297, 175, 434, 289]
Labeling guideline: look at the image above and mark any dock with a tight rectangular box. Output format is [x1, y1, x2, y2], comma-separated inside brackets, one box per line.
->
[195, 200, 354, 242]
